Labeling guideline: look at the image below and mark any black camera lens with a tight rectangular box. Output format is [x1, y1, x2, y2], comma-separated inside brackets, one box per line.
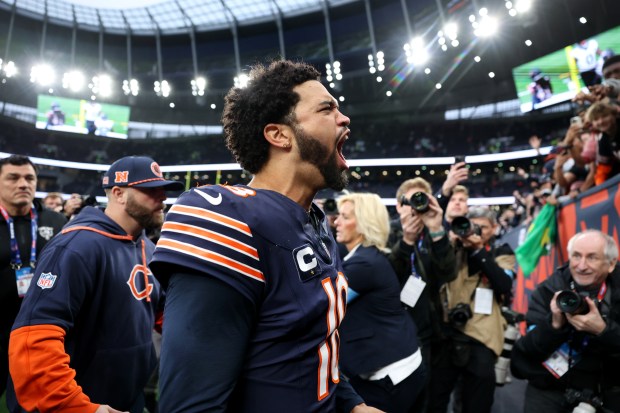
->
[323, 198, 338, 215]
[409, 192, 430, 213]
[448, 303, 473, 328]
[557, 290, 589, 315]
[451, 216, 480, 237]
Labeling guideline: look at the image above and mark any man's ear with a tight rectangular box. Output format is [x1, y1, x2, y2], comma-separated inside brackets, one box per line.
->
[110, 186, 127, 204]
[264, 123, 292, 149]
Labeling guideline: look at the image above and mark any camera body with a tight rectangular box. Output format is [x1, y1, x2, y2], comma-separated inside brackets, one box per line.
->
[557, 290, 590, 315]
[564, 388, 603, 412]
[451, 216, 482, 238]
[400, 191, 430, 213]
[448, 303, 473, 328]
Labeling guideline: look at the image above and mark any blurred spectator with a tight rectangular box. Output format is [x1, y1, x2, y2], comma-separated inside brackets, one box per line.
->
[430, 207, 515, 413]
[552, 121, 595, 198]
[586, 102, 619, 185]
[42, 192, 64, 213]
[0, 155, 66, 403]
[511, 230, 620, 412]
[444, 185, 469, 226]
[388, 178, 457, 412]
[436, 161, 469, 216]
[62, 193, 85, 221]
[573, 54, 620, 107]
[336, 193, 425, 413]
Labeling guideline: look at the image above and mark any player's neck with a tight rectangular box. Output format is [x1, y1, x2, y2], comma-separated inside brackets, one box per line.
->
[249, 168, 316, 212]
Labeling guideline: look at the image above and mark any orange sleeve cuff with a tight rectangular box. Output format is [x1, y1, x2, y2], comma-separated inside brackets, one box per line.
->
[9, 325, 100, 413]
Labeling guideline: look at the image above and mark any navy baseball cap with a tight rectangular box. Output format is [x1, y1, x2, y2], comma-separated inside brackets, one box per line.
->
[102, 156, 184, 190]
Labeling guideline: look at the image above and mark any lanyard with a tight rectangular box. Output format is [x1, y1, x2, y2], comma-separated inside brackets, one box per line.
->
[410, 236, 424, 278]
[0, 204, 38, 270]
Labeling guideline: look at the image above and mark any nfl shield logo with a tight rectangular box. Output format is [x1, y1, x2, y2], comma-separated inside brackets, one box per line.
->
[37, 273, 57, 289]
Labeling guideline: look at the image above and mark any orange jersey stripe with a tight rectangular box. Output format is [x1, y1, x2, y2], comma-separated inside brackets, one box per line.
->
[161, 221, 259, 260]
[168, 204, 252, 236]
[157, 238, 265, 282]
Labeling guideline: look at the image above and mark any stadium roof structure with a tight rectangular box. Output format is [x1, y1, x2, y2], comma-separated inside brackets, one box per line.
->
[0, 0, 360, 35]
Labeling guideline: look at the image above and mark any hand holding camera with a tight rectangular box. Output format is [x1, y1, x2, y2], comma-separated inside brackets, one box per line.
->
[400, 192, 445, 238]
[551, 290, 607, 335]
[450, 216, 484, 250]
[399, 209, 424, 246]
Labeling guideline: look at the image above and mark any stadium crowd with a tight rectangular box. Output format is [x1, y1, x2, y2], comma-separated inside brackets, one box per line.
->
[0, 55, 619, 413]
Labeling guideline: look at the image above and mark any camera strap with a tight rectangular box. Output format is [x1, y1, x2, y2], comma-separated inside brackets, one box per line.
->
[569, 280, 607, 304]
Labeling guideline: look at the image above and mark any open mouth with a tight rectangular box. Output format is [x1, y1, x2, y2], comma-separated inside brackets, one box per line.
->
[336, 130, 349, 170]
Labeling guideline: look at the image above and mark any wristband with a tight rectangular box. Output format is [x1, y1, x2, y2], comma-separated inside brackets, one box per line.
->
[429, 229, 446, 238]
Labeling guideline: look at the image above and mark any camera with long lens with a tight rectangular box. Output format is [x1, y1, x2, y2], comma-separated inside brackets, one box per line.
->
[448, 303, 473, 328]
[495, 307, 526, 386]
[451, 216, 482, 238]
[557, 290, 590, 315]
[400, 192, 430, 213]
[564, 388, 603, 413]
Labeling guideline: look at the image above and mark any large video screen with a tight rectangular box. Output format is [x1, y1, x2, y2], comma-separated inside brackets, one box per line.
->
[512, 25, 620, 113]
[36, 95, 130, 139]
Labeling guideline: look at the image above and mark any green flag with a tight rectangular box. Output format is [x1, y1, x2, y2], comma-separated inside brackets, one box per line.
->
[515, 203, 558, 277]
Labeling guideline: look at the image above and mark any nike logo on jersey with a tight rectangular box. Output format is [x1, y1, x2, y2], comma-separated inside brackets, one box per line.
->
[195, 189, 223, 205]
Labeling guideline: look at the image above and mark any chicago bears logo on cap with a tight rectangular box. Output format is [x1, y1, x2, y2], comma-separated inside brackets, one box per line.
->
[151, 162, 163, 178]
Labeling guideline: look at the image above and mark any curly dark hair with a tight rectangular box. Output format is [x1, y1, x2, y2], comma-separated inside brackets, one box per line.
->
[222, 60, 321, 174]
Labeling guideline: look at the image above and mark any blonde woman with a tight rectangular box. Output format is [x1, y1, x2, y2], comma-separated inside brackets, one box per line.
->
[335, 193, 425, 413]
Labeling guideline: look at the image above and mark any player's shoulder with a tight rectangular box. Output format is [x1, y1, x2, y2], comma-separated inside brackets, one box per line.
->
[168, 184, 267, 229]
[176, 184, 258, 208]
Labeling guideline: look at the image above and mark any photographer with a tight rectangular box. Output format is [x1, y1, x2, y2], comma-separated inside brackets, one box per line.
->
[388, 178, 457, 413]
[429, 207, 515, 413]
[511, 230, 620, 413]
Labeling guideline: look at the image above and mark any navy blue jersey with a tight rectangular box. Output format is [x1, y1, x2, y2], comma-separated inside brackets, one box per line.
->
[152, 185, 348, 412]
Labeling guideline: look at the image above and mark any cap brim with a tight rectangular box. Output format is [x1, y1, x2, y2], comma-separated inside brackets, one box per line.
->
[130, 180, 185, 191]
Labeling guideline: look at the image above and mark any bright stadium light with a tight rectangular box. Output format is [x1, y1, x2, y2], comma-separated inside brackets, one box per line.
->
[191, 76, 207, 96]
[404, 37, 429, 66]
[234, 73, 249, 89]
[154, 80, 171, 97]
[90, 74, 113, 97]
[515, 0, 532, 13]
[62, 70, 85, 92]
[2, 60, 17, 78]
[123, 78, 140, 96]
[474, 15, 498, 37]
[444, 22, 458, 41]
[30, 64, 55, 86]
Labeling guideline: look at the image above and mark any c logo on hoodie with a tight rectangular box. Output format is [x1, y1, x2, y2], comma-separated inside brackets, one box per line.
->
[127, 264, 154, 301]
